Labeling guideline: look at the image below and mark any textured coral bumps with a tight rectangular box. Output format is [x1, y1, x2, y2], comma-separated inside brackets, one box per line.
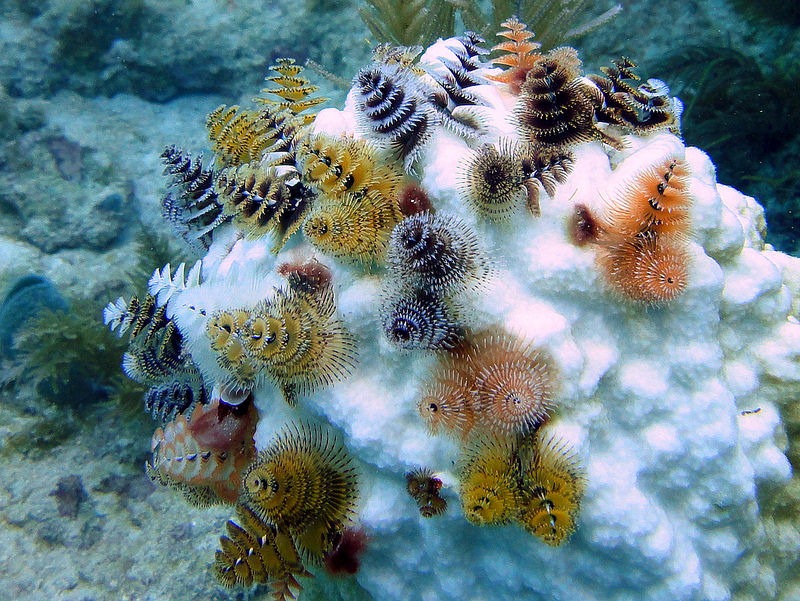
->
[102, 14, 800, 601]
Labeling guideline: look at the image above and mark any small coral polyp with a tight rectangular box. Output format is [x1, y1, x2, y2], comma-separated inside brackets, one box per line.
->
[104, 14, 800, 601]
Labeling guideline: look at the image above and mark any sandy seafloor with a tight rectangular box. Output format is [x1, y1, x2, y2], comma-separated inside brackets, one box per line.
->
[0, 1, 798, 600]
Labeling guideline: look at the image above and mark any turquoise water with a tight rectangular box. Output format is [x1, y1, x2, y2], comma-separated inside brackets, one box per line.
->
[0, 1, 798, 600]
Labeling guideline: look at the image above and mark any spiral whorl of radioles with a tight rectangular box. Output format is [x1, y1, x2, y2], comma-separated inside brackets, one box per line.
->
[160, 146, 228, 253]
[296, 134, 402, 202]
[352, 62, 438, 171]
[590, 57, 682, 135]
[387, 212, 490, 296]
[302, 189, 403, 263]
[594, 154, 693, 305]
[418, 328, 556, 440]
[457, 431, 585, 545]
[215, 163, 314, 251]
[213, 503, 310, 598]
[458, 436, 522, 526]
[423, 32, 490, 138]
[242, 286, 357, 405]
[515, 47, 620, 151]
[104, 293, 186, 386]
[204, 273, 356, 404]
[381, 287, 463, 351]
[380, 211, 491, 352]
[240, 424, 358, 535]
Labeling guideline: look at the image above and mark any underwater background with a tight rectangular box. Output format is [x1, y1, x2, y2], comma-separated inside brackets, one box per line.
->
[0, 1, 798, 600]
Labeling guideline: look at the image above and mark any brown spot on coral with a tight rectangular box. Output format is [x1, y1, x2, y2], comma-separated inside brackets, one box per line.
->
[397, 182, 433, 216]
[187, 394, 255, 452]
[50, 474, 88, 519]
[323, 527, 368, 575]
[570, 203, 602, 246]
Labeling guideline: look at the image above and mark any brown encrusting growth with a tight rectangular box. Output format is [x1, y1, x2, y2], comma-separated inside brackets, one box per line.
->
[397, 182, 433, 216]
[569, 203, 603, 246]
[323, 527, 369, 575]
